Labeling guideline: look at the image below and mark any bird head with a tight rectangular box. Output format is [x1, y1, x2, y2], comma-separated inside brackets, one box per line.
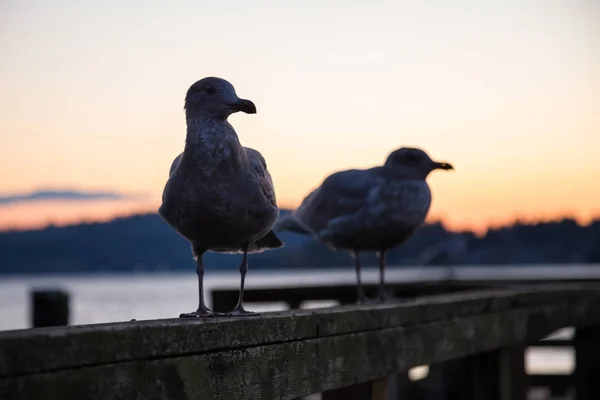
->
[384, 147, 454, 178]
[184, 77, 256, 119]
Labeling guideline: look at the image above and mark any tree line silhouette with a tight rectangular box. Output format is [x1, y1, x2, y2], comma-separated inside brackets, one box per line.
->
[0, 210, 598, 274]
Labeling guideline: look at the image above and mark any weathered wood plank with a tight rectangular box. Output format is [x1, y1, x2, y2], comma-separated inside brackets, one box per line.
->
[211, 282, 486, 311]
[2, 295, 600, 400]
[210, 273, 600, 311]
[1, 284, 598, 378]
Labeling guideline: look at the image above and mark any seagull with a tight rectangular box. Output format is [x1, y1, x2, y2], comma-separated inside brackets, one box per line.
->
[159, 77, 283, 317]
[275, 147, 453, 303]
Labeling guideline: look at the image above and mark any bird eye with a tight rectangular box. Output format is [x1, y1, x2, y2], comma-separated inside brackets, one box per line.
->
[205, 86, 216, 95]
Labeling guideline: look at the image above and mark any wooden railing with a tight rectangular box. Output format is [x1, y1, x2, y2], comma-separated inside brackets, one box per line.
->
[210, 265, 600, 311]
[1, 283, 600, 400]
[210, 267, 600, 399]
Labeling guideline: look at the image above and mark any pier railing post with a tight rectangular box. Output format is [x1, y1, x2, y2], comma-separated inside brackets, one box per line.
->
[424, 346, 526, 400]
[30, 289, 70, 328]
[574, 325, 600, 400]
[497, 346, 527, 400]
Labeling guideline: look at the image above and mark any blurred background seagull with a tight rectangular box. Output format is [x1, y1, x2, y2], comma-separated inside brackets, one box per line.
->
[276, 147, 453, 303]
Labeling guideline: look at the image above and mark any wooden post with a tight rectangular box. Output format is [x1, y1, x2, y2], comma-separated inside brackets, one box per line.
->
[392, 372, 412, 400]
[498, 346, 527, 400]
[30, 289, 69, 328]
[288, 299, 302, 310]
[574, 326, 600, 400]
[322, 377, 391, 400]
[424, 346, 526, 400]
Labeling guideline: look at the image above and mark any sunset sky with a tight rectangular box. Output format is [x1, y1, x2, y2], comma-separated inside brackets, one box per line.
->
[1, 0, 599, 233]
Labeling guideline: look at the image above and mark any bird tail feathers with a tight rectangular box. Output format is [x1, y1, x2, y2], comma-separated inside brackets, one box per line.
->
[274, 215, 311, 235]
[253, 230, 284, 250]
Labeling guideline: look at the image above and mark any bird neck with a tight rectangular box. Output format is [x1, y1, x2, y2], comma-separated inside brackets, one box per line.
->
[183, 115, 246, 170]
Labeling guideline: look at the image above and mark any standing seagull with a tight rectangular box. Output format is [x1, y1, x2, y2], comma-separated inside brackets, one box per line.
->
[275, 147, 453, 303]
[159, 77, 283, 317]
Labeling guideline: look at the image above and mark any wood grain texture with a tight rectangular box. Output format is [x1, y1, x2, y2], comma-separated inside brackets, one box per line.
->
[2, 284, 597, 377]
[1, 284, 600, 400]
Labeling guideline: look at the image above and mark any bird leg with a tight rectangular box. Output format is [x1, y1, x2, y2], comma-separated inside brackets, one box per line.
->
[180, 247, 221, 317]
[352, 251, 372, 304]
[377, 250, 393, 302]
[228, 247, 259, 316]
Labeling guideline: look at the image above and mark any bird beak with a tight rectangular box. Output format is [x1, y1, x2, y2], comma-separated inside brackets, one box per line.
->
[227, 98, 257, 114]
[433, 161, 454, 170]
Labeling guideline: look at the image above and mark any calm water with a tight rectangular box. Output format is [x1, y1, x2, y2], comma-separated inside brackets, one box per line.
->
[0, 267, 578, 375]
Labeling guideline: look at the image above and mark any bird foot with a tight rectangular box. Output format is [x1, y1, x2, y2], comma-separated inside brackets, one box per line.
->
[356, 293, 378, 305]
[179, 309, 223, 318]
[226, 305, 260, 317]
[377, 287, 397, 303]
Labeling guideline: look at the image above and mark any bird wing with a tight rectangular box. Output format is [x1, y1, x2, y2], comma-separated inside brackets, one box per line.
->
[169, 153, 183, 177]
[162, 153, 183, 203]
[244, 147, 277, 207]
[294, 168, 380, 234]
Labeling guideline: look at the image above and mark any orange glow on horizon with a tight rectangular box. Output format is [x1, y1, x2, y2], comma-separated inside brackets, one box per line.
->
[0, 200, 157, 232]
[0, 198, 597, 236]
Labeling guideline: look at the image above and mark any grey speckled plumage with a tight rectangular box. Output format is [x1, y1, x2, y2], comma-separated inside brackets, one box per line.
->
[275, 147, 453, 303]
[159, 77, 283, 317]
